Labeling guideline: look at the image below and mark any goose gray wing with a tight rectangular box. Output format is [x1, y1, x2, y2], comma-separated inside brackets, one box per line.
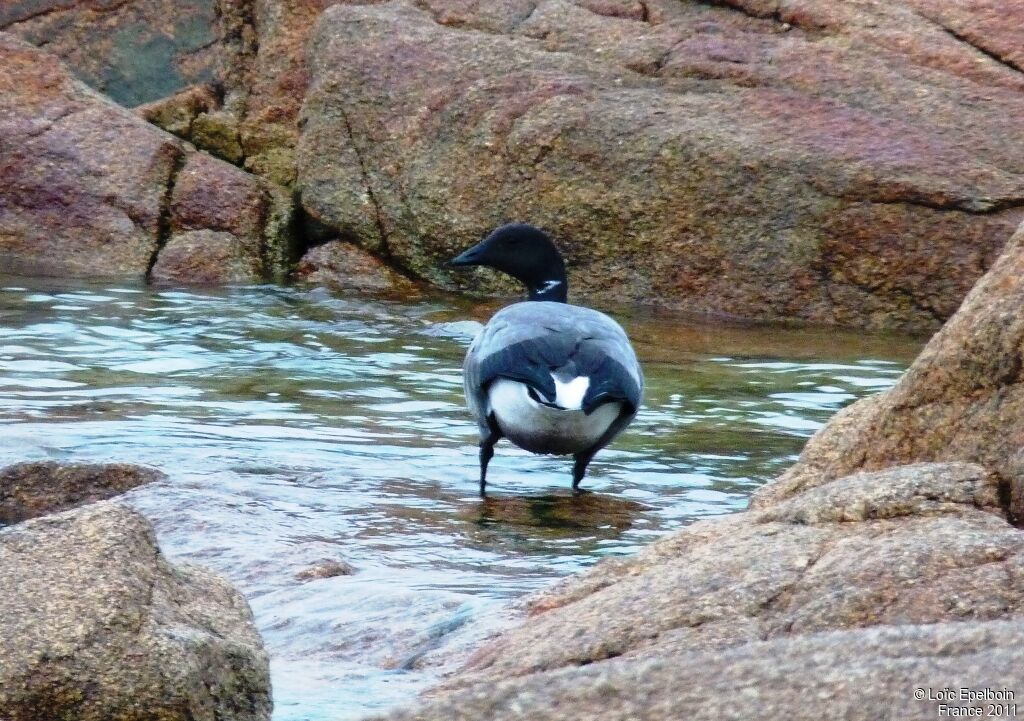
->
[464, 301, 643, 430]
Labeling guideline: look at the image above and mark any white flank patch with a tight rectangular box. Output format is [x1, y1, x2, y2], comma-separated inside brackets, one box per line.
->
[552, 375, 590, 410]
[487, 378, 621, 455]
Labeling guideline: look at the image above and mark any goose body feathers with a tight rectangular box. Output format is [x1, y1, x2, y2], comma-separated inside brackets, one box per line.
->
[465, 301, 642, 455]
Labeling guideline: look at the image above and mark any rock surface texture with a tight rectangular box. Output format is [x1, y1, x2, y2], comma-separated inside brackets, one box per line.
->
[5, 1, 1024, 327]
[0, 0, 221, 107]
[376, 222, 1024, 719]
[292, 0, 1024, 331]
[0, 461, 165, 525]
[153, 150, 295, 284]
[294, 239, 420, 294]
[0, 33, 293, 283]
[216, 0, 340, 185]
[0, 501, 272, 721]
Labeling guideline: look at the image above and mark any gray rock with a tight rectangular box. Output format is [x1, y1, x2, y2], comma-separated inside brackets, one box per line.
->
[382, 620, 1024, 721]
[754, 462, 1001, 525]
[0, 501, 272, 721]
[295, 558, 357, 582]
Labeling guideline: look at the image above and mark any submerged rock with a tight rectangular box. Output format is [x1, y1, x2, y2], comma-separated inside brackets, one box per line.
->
[0, 461, 165, 525]
[296, 0, 1024, 331]
[376, 221, 1024, 719]
[295, 558, 357, 581]
[0, 501, 272, 721]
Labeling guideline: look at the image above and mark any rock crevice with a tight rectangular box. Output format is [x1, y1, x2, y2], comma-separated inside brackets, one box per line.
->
[338, 104, 393, 261]
[148, 144, 189, 280]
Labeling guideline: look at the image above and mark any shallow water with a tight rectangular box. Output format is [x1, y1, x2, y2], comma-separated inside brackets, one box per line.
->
[0, 276, 922, 719]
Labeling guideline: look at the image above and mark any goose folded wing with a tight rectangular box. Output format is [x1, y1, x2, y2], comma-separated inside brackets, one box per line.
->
[468, 320, 642, 416]
[572, 336, 643, 415]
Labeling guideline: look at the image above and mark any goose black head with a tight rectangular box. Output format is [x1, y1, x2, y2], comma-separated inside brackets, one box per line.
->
[448, 223, 568, 303]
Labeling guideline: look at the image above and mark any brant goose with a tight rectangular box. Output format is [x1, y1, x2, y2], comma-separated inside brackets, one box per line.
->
[449, 223, 644, 496]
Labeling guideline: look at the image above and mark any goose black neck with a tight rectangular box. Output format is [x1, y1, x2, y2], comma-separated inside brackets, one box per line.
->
[447, 223, 570, 303]
[528, 276, 568, 303]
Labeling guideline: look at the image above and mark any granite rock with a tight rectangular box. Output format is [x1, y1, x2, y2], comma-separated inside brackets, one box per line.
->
[754, 219, 1024, 518]
[294, 0, 1024, 331]
[0, 502, 272, 720]
[0, 34, 294, 283]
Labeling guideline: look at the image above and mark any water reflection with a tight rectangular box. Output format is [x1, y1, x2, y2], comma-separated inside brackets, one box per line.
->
[466, 493, 647, 533]
[0, 276, 922, 720]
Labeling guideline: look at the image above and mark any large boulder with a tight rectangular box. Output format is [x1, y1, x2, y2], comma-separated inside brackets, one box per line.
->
[384, 621, 1024, 721]
[415, 462, 1021, 687]
[296, 0, 1024, 331]
[753, 219, 1024, 518]
[0, 33, 294, 283]
[0, 501, 272, 720]
[0, 461, 165, 525]
[0, 0, 221, 107]
[0, 33, 180, 278]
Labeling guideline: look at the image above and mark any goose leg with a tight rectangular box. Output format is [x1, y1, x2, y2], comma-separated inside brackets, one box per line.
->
[571, 450, 596, 494]
[571, 409, 634, 494]
[479, 419, 502, 497]
[479, 441, 496, 497]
